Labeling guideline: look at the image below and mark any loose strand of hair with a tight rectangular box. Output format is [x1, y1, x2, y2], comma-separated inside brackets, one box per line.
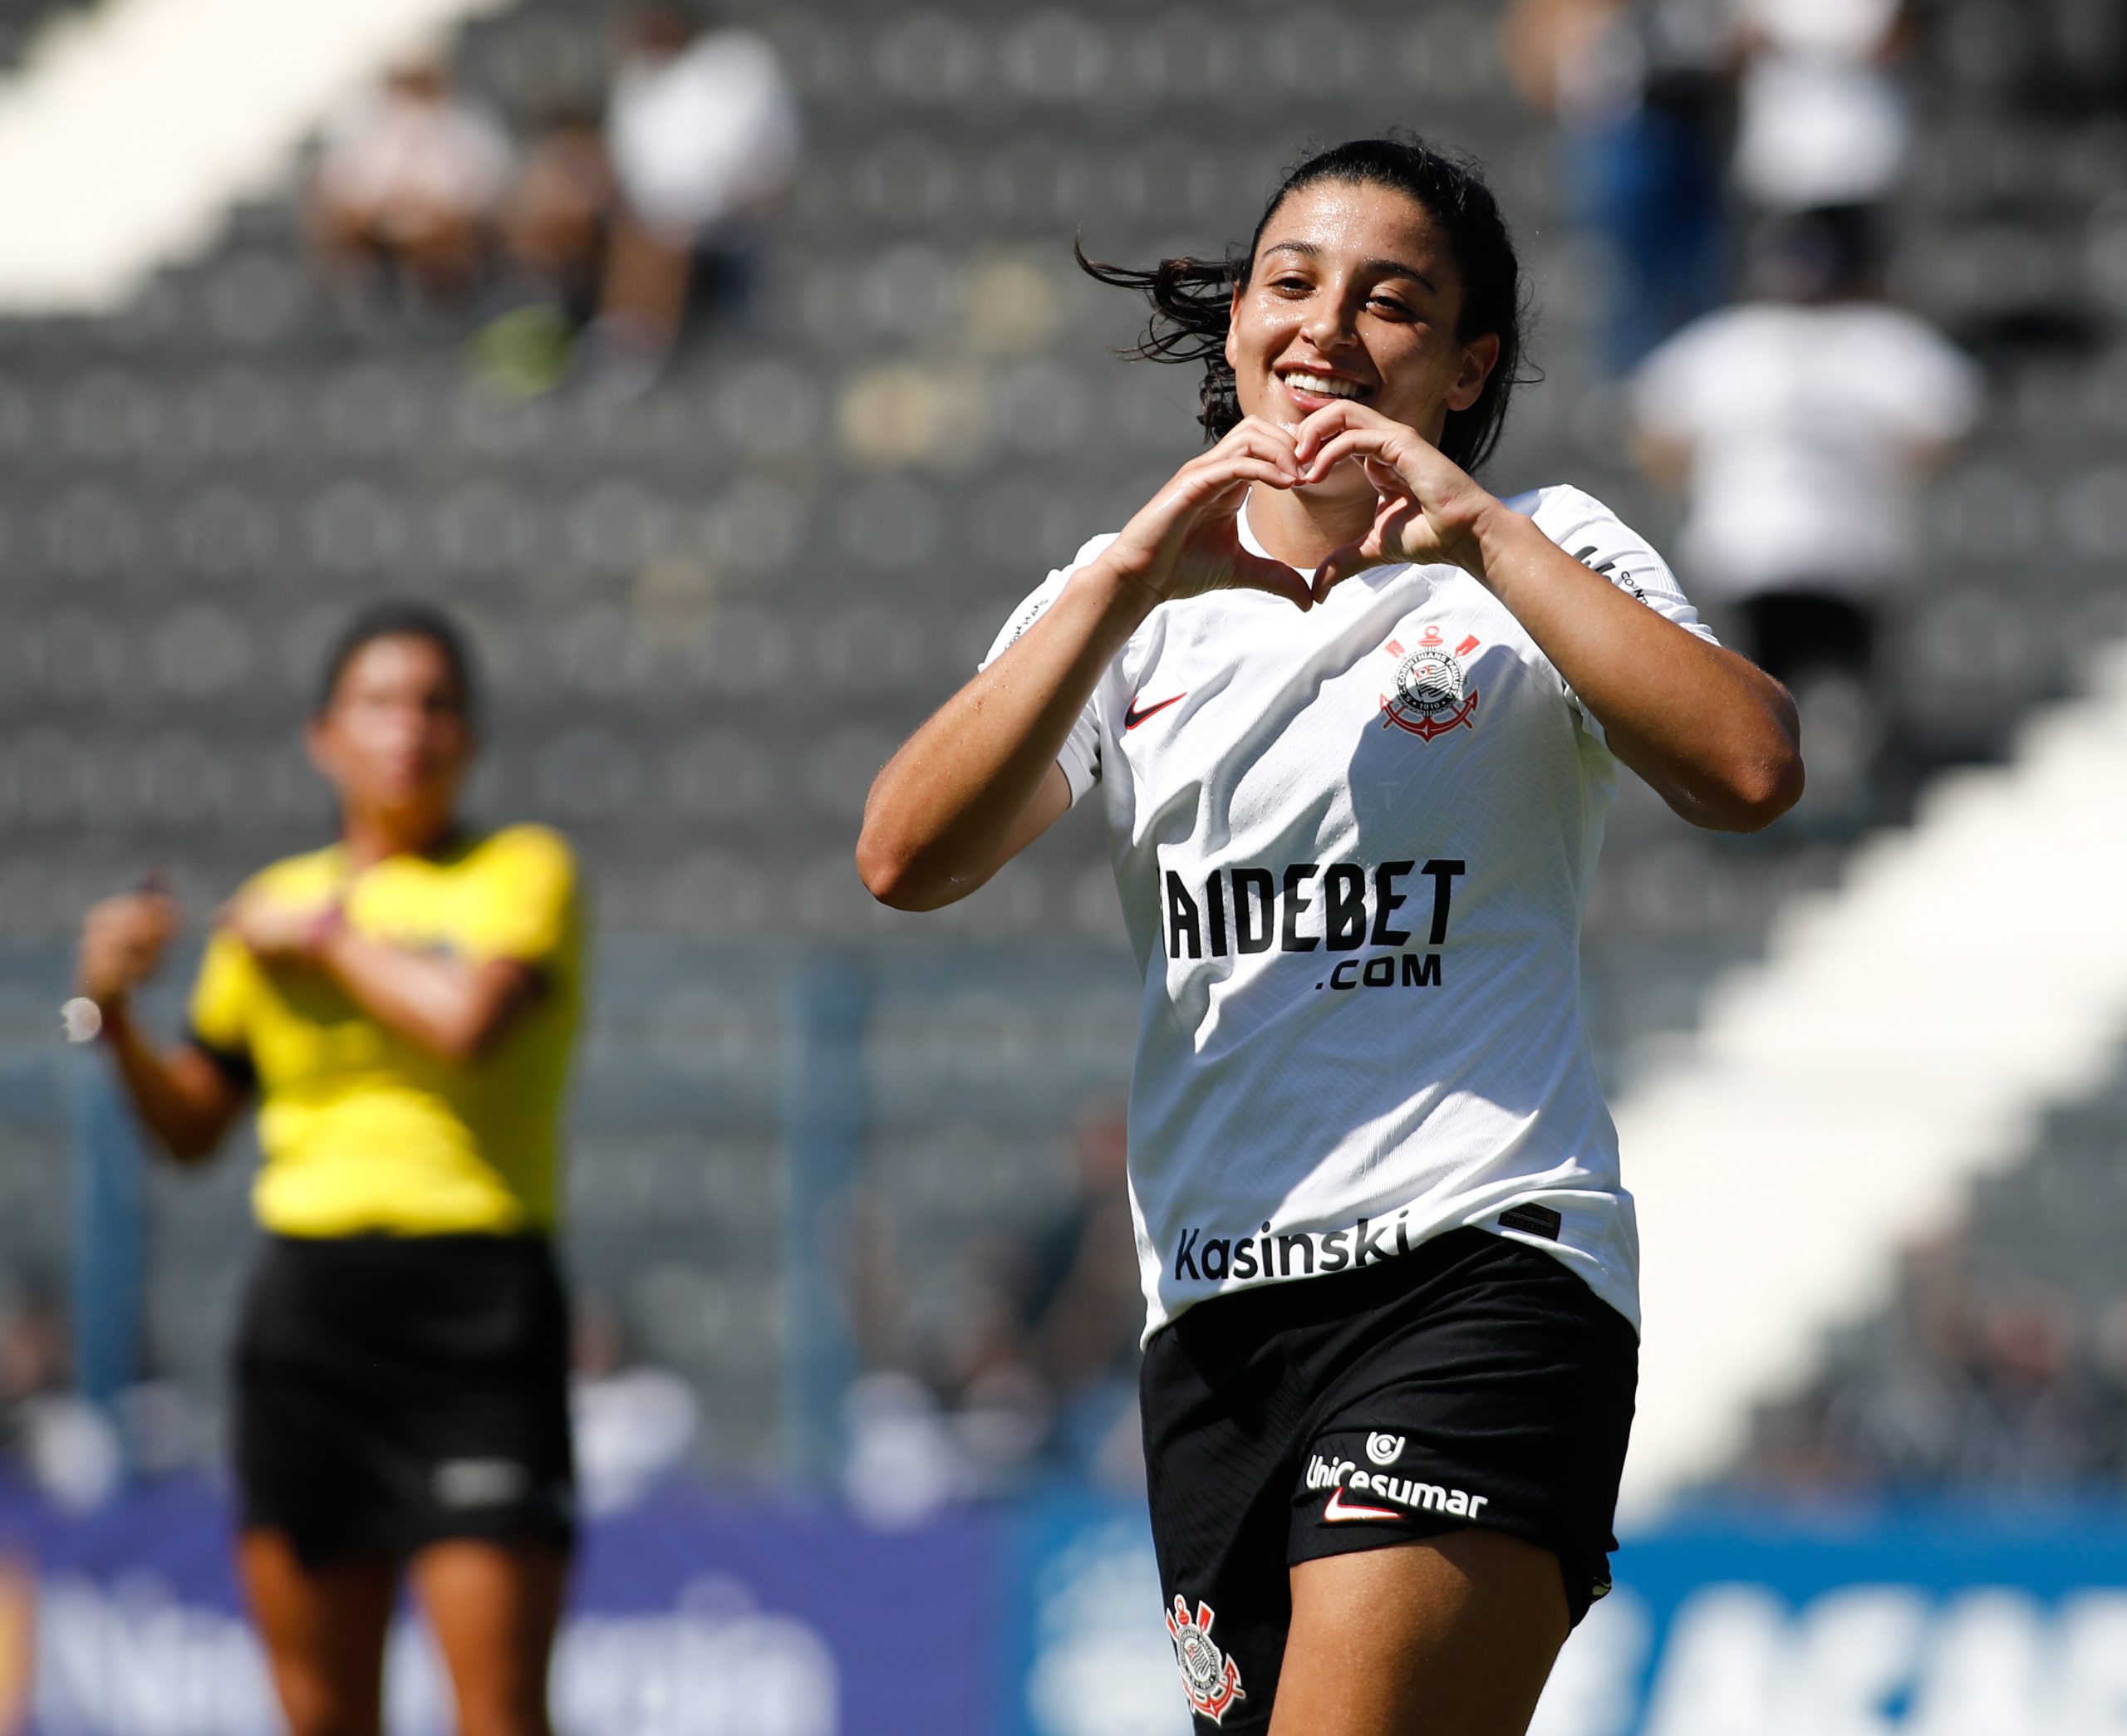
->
[1073, 236, 1235, 366]
[1074, 237, 1243, 439]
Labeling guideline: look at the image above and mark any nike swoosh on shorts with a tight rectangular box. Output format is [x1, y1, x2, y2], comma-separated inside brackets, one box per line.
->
[1322, 1487, 1402, 1523]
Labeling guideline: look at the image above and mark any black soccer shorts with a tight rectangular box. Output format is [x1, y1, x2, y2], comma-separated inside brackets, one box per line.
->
[233, 1231, 576, 1565]
[1139, 1226, 1638, 1729]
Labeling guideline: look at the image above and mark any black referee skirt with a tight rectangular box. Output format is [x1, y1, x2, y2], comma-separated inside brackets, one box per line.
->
[233, 1232, 576, 1566]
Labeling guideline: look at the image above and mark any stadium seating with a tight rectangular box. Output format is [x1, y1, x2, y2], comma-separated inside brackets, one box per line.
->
[0, 0, 2120, 1485]
[1730, 1033, 2127, 1494]
[1712, 0, 2127, 1493]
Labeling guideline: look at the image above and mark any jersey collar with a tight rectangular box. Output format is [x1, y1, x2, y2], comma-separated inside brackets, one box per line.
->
[1239, 489, 1414, 594]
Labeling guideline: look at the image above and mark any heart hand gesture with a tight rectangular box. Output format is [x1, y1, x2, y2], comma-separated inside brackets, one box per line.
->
[1093, 416, 1317, 612]
[1289, 401, 1497, 601]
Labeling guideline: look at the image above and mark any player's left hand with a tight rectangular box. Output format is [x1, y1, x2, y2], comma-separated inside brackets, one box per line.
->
[1289, 402, 1500, 601]
[223, 890, 336, 970]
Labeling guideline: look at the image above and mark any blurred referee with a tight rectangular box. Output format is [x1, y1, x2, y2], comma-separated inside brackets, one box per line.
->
[71, 601, 582, 1736]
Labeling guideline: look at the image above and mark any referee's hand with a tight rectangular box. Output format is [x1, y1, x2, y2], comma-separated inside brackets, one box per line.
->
[77, 885, 179, 1015]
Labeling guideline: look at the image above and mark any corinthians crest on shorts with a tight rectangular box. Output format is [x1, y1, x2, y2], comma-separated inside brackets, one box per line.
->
[1167, 1594, 1246, 1724]
[1379, 623, 1481, 742]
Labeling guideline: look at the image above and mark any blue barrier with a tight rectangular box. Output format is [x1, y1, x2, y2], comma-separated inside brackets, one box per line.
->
[1538, 1504, 2127, 1736]
[4, 1481, 2126, 1736]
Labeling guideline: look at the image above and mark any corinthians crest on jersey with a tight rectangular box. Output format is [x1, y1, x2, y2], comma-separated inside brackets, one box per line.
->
[1379, 623, 1481, 742]
[1167, 1595, 1246, 1724]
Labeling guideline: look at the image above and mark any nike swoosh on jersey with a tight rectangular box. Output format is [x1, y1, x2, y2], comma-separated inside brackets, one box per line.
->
[1124, 692, 1186, 731]
[1322, 1488, 1402, 1523]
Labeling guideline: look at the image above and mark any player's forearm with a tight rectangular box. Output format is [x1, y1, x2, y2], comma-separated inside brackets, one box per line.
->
[98, 1004, 236, 1162]
[1468, 507, 1804, 831]
[859, 563, 1145, 909]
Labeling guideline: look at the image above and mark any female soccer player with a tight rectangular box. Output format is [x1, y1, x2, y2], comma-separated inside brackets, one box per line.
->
[75, 601, 582, 1736]
[859, 136, 1802, 1734]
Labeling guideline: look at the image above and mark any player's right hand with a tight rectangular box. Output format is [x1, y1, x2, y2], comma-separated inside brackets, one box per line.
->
[77, 890, 179, 1009]
[1088, 417, 1314, 613]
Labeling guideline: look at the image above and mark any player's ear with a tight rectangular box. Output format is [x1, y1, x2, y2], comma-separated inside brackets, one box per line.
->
[1225, 283, 1241, 375]
[1445, 332, 1500, 414]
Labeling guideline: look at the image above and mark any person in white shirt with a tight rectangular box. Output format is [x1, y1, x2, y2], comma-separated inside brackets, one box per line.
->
[310, 59, 513, 304]
[1633, 209, 1978, 821]
[606, 5, 797, 249]
[585, 4, 798, 392]
[1732, 0, 1915, 250]
[858, 135, 1801, 1734]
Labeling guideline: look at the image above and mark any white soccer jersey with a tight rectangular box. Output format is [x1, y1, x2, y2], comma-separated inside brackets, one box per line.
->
[983, 486, 1718, 1341]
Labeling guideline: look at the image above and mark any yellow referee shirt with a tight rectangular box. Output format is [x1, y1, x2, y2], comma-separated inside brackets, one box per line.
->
[188, 826, 582, 1238]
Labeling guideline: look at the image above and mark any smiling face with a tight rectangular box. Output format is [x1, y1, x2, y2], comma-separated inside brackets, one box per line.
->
[307, 634, 473, 842]
[1225, 179, 1499, 484]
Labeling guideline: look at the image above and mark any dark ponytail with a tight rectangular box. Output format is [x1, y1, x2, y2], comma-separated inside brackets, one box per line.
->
[1078, 132, 1532, 474]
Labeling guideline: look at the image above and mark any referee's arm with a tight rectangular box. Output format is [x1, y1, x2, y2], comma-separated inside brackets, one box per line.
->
[309, 934, 540, 1066]
[104, 1017, 249, 1164]
[77, 891, 248, 1164]
[221, 890, 545, 1068]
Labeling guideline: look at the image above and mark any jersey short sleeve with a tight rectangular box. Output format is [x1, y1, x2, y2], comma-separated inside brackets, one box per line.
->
[1520, 485, 1720, 748]
[451, 827, 580, 968]
[187, 926, 262, 1086]
[978, 534, 1119, 807]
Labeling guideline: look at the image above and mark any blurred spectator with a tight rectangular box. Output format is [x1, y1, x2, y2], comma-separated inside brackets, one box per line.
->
[845, 1101, 1146, 1518]
[842, 1371, 973, 1526]
[472, 105, 619, 397]
[1732, 0, 1915, 246]
[1630, 210, 1981, 826]
[2091, 1296, 2127, 1479]
[1961, 1285, 2100, 1488]
[905, 1226, 1058, 1500]
[570, 1288, 700, 1515]
[0, 1282, 120, 1511]
[841, 1221, 1046, 1523]
[1505, 0, 1736, 375]
[308, 56, 514, 306]
[582, 3, 799, 395]
[502, 104, 616, 324]
[1739, 1230, 2125, 1497]
[1019, 1101, 1144, 1485]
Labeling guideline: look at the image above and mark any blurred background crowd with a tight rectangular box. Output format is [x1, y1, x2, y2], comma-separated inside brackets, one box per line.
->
[1, 0, 2124, 1535]
[307, 4, 798, 398]
[1512, 0, 1987, 836]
